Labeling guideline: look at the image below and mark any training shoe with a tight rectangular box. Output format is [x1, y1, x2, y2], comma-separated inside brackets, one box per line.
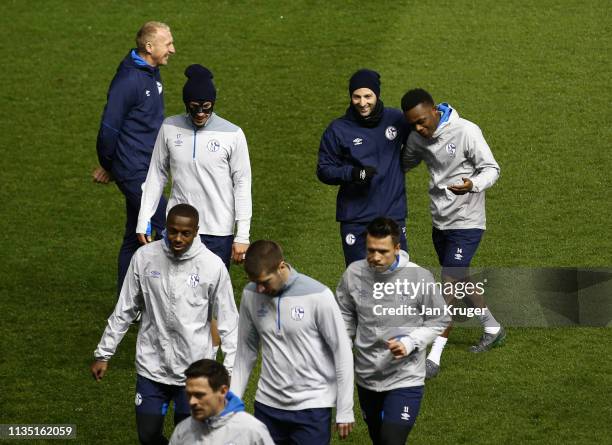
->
[425, 359, 440, 379]
[469, 327, 506, 353]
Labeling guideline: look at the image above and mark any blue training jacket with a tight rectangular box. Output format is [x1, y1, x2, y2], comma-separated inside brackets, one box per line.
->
[317, 107, 410, 223]
[96, 50, 165, 183]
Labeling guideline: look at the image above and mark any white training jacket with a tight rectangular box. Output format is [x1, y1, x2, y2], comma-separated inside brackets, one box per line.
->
[402, 104, 500, 230]
[137, 113, 252, 243]
[230, 267, 355, 424]
[94, 236, 239, 385]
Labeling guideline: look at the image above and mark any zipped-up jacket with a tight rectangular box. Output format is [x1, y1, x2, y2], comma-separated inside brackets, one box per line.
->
[137, 113, 252, 243]
[230, 267, 355, 423]
[96, 50, 165, 183]
[335, 251, 450, 391]
[317, 107, 410, 223]
[402, 104, 500, 230]
[169, 391, 274, 445]
[94, 236, 238, 384]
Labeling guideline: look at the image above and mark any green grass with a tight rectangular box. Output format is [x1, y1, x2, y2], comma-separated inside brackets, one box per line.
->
[1, 0, 611, 443]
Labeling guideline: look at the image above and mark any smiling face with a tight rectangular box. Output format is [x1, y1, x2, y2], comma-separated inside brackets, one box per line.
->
[188, 101, 214, 127]
[366, 234, 400, 272]
[404, 102, 440, 139]
[351, 87, 377, 118]
[186, 376, 227, 422]
[146, 28, 175, 67]
[166, 214, 198, 256]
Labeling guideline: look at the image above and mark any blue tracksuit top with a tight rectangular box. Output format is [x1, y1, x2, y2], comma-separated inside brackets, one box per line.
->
[96, 50, 164, 183]
[317, 107, 410, 223]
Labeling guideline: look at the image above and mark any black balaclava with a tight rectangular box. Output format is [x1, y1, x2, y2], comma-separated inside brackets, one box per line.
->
[183, 64, 216, 118]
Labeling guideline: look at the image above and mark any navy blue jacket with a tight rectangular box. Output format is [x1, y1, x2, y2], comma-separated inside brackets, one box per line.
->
[96, 50, 164, 183]
[317, 107, 410, 223]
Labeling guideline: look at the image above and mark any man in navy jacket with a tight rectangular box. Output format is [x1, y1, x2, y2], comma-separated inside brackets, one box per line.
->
[92, 21, 175, 295]
[317, 69, 410, 266]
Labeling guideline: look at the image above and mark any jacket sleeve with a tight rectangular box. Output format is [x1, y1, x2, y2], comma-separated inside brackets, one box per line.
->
[93, 255, 143, 360]
[316, 126, 354, 185]
[401, 137, 422, 172]
[96, 72, 138, 171]
[466, 125, 500, 193]
[403, 270, 451, 351]
[230, 128, 252, 244]
[335, 271, 357, 341]
[213, 266, 239, 374]
[317, 288, 355, 424]
[229, 291, 260, 398]
[136, 124, 170, 234]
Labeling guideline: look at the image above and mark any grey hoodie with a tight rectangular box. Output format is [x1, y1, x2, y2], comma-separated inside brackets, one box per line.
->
[402, 104, 500, 230]
[94, 236, 238, 384]
[336, 251, 451, 391]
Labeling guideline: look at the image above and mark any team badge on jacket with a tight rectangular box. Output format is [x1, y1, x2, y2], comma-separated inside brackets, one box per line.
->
[385, 126, 398, 140]
[445, 143, 457, 157]
[188, 273, 200, 288]
[345, 233, 356, 246]
[207, 139, 221, 152]
[291, 306, 305, 321]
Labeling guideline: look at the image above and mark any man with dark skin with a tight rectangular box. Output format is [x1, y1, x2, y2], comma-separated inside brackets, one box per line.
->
[91, 204, 238, 445]
[401, 88, 505, 378]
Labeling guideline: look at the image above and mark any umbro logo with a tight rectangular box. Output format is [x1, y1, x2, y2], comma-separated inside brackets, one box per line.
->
[353, 138, 363, 146]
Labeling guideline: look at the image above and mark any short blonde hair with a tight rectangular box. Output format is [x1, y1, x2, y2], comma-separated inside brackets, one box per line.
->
[135, 21, 170, 51]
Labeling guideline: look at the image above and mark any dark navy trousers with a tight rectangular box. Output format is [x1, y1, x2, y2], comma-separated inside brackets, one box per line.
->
[357, 385, 424, 445]
[116, 178, 167, 296]
[254, 400, 332, 445]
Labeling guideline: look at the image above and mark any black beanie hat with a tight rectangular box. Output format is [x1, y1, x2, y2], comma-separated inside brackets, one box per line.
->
[348, 69, 381, 97]
[182, 64, 216, 103]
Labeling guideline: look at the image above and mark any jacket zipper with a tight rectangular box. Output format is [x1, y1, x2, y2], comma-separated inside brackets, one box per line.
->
[192, 127, 197, 160]
[276, 294, 283, 333]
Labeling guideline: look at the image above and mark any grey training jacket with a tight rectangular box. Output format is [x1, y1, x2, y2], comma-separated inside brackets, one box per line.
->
[402, 104, 500, 230]
[336, 251, 451, 391]
[94, 237, 238, 384]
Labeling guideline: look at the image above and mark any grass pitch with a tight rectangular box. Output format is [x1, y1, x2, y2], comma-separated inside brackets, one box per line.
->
[1, 1, 611, 444]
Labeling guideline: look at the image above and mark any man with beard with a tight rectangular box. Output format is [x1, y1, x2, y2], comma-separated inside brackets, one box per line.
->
[317, 69, 410, 266]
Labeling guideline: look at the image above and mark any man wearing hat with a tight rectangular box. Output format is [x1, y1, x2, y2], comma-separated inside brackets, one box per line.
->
[317, 69, 411, 266]
[136, 64, 252, 270]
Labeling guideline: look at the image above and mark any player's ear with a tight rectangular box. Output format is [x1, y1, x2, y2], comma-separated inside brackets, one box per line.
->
[219, 384, 229, 396]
